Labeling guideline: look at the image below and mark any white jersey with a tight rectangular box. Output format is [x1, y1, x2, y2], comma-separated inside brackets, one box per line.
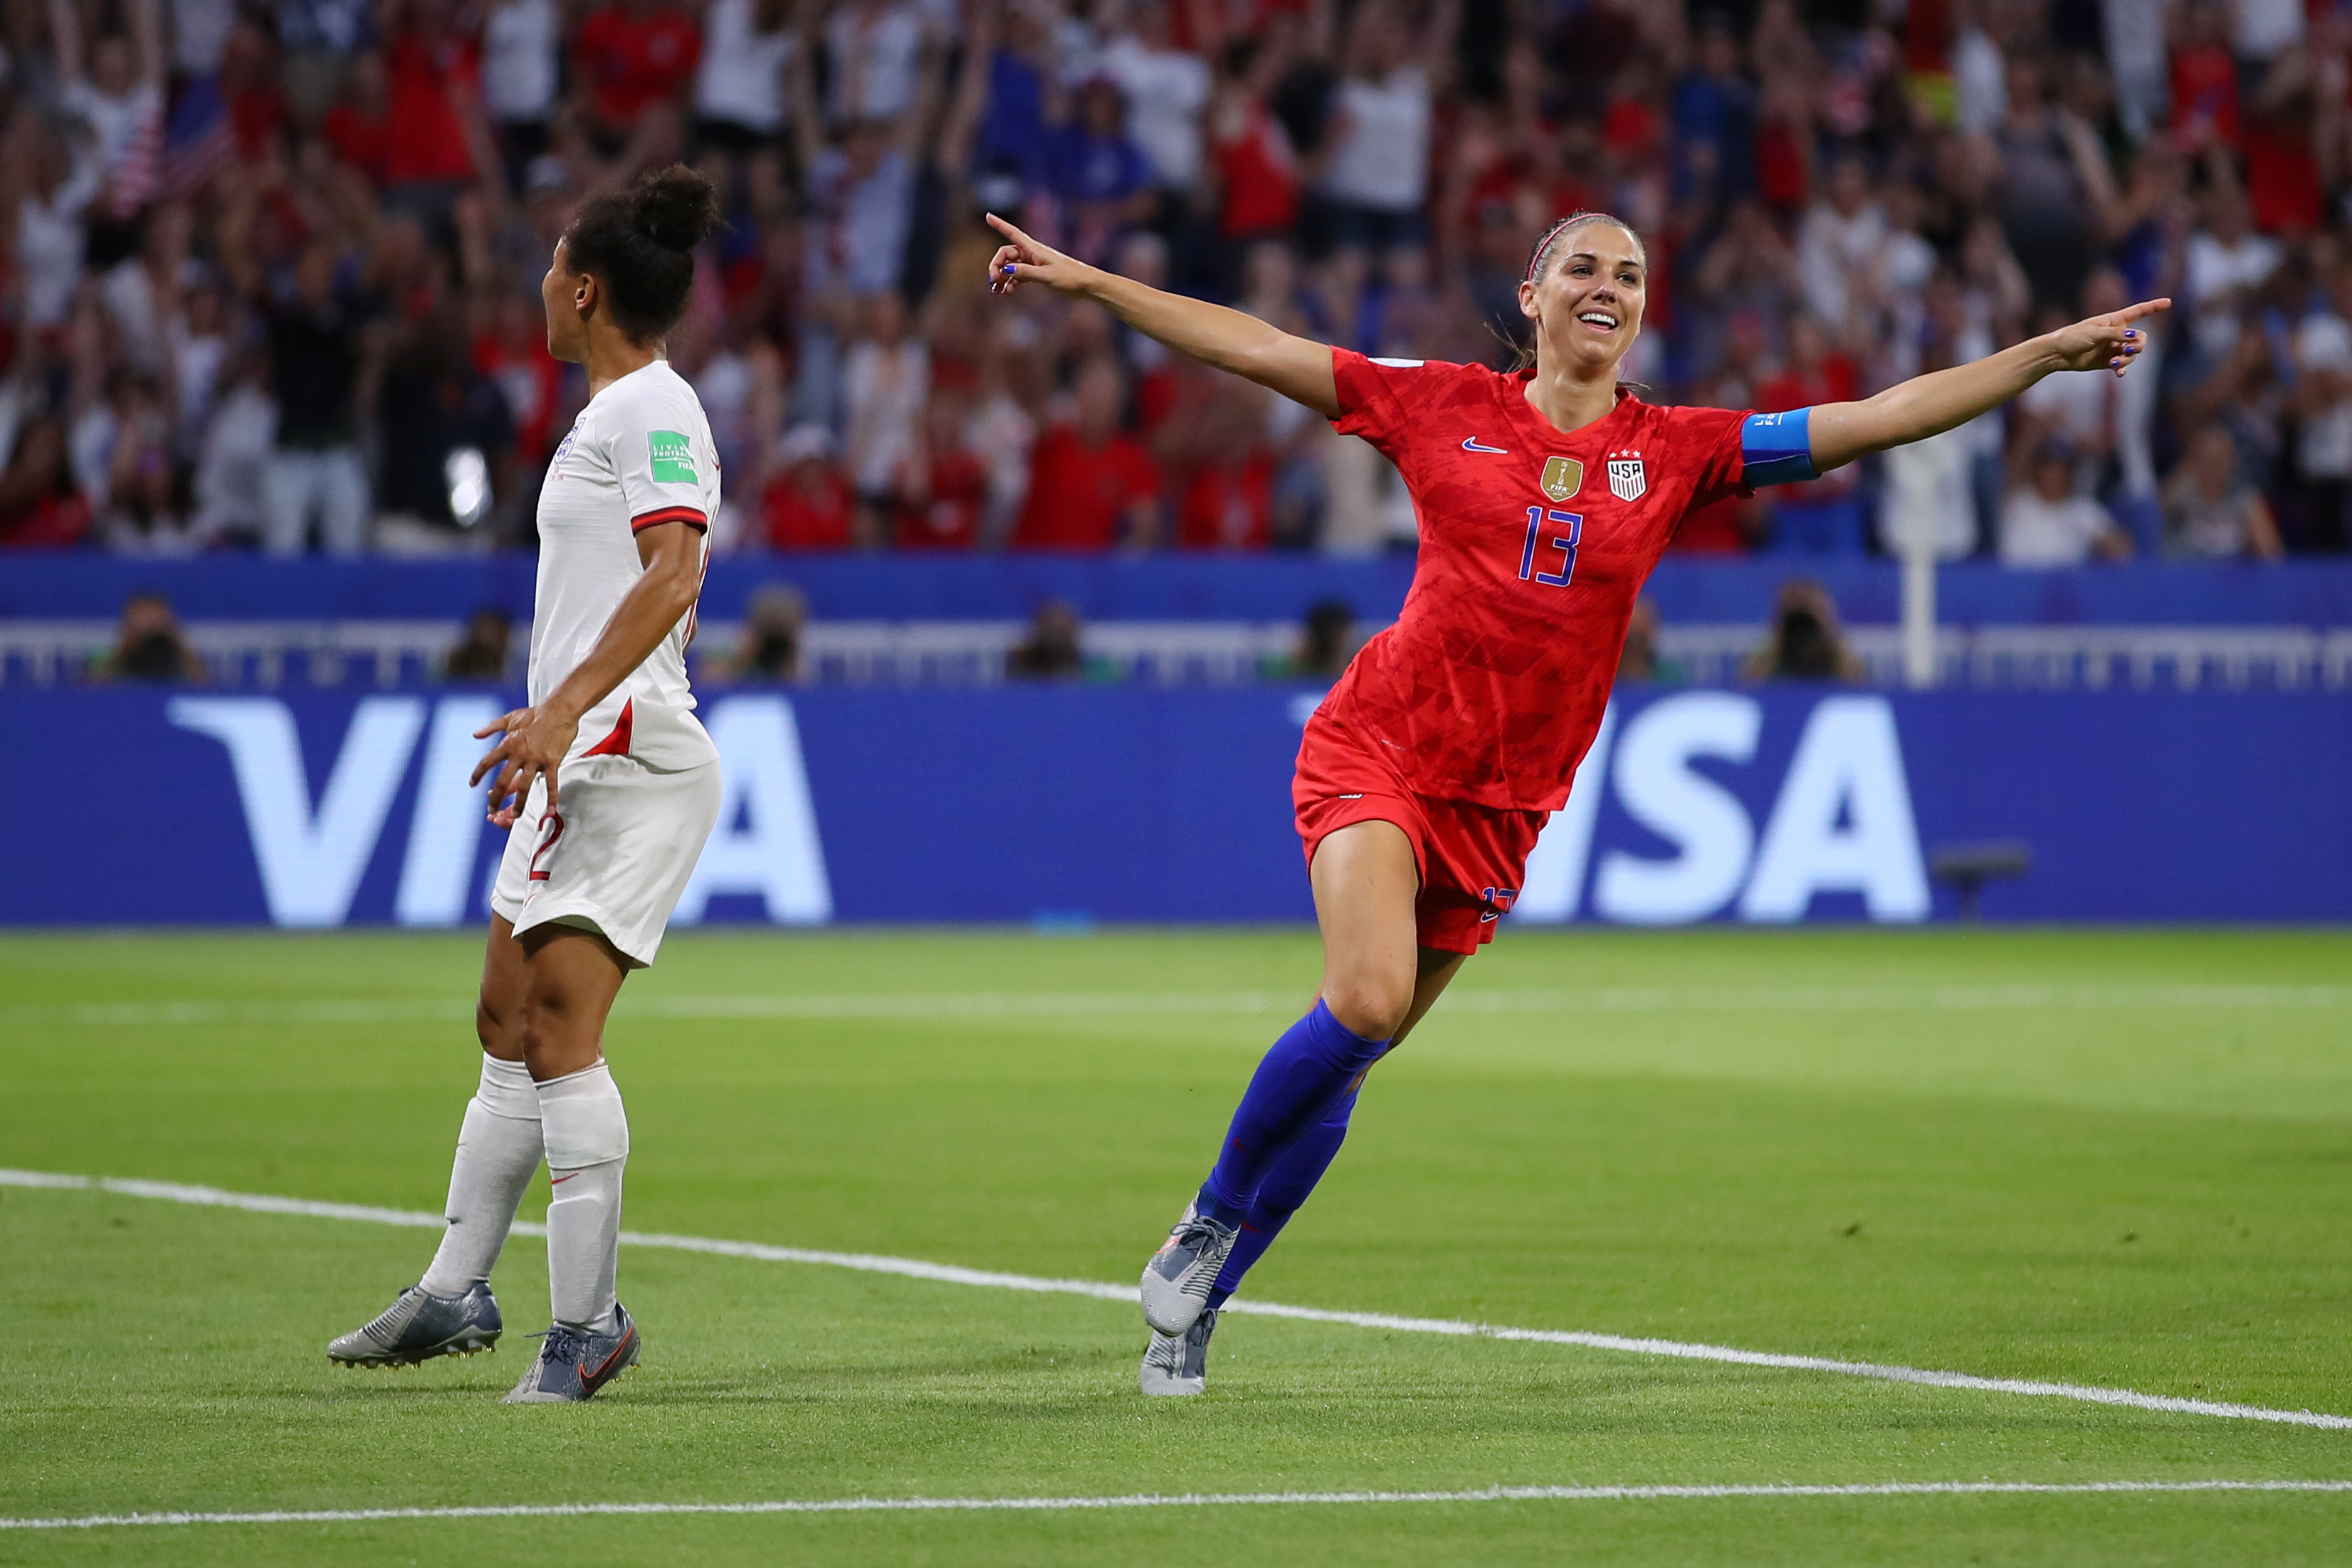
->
[531, 359, 719, 770]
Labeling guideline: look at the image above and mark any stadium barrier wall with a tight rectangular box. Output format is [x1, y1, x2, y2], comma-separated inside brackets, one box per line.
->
[1, 685, 2343, 927]
[6, 554, 2352, 626]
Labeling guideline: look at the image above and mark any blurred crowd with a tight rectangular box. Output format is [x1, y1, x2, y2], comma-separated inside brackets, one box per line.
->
[2, 0, 2349, 563]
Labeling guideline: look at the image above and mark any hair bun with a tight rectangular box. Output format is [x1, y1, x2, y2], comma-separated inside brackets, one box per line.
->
[629, 166, 723, 254]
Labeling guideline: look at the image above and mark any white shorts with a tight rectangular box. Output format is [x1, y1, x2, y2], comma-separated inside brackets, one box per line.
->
[489, 753, 723, 969]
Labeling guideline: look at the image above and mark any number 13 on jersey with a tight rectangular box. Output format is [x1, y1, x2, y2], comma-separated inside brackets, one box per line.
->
[1519, 507, 1583, 587]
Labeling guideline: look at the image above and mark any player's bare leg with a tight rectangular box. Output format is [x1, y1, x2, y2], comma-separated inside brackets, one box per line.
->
[503, 923, 644, 1402]
[327, 917, 542, 1369]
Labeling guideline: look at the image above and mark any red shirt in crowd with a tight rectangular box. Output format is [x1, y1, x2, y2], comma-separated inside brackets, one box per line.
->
[383, 32, 480, 185]
[895, 451, 987, 549]
[1323, 348, 1753, 809]
[1213, 102, 1298, 239]
[574, 4, 702, 130]
[1012, 426, 1160, 549]
[2170, 38, 2240, 147]
[763, 465, 855, 549]
[321, 102, 389, 184]
[1178, 456, 1273, 549]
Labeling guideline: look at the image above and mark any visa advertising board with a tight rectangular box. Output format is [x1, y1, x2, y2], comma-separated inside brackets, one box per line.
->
[0, 687, 2343, 926]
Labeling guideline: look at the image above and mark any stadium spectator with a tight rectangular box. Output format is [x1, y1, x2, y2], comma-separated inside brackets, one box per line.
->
[220, 190, 376, 557]
[2163, 424, 2284, 559]
[443, 606, 514, 680]
[1005, 596, 1085, 679]
[844, 290, 929, 538]
[2000, 437, 2133, 567]
[1615, 596, 1686, 685]
[893, 392, 986, 549]
[573, 0, 702, 149]
[96, 589, 205, 681]
[4, 0, 2350, 565]
[1012, 357, 1160, 549]
[762, 423, 856, 549]
[0, 414, 95, 549]
[1745, 579, 1863, 685]
[710, 582, 807, 680]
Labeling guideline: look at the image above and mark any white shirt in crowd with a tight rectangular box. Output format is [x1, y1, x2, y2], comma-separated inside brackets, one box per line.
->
[18, 162, 100, 328]
[63, 80, 162, 184]
[695, 0, 797, 133]
[2184, 228, 2282, 358]
[826, 2, 923, 125]
[2296, 310, 2352, 480]
[481, 0, 559, 122]
[2235, 0, 2304, 60]
[1953, 24, 2006, 134]
[532, 359, 720, 769]
[1099, 33, 1211, 191]
[1321, 66, 1429, 213]
[193, 380, 275, 540]
[843, 337, 927, 497]
[2000, 488, 2117, 567]
[171, 0, 234, 73]
[1795, 198, 1885, 332]
[2016, 367, 2121, 487]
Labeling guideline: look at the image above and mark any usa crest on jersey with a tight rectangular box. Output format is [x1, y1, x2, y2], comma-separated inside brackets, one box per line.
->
[1607, 453, 1647, 501]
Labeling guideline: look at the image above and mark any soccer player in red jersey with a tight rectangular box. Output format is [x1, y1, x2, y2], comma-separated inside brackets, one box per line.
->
[985, 208, 2165, 1397]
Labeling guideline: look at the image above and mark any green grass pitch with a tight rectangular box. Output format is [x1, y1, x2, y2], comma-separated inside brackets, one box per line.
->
[2, 925, 2349, 1565]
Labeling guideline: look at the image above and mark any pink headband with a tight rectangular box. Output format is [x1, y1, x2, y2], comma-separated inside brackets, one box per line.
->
[1526, 216, 1580, 283]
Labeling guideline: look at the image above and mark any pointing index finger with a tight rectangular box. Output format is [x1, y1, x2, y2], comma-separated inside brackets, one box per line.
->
[2118, 298, 2173, 324]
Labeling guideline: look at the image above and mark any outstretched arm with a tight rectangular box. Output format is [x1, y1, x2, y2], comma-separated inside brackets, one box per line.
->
[986, 213, 1340, 418]
[1808, 299, 2170, 473]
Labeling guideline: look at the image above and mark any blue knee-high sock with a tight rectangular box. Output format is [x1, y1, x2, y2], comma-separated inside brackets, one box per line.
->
[1197, 1000, 1387, 1226]
[1205, 1087, 1358, 1309]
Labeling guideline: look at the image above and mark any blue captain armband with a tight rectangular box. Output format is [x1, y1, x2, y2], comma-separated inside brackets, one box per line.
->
[1741, 408, 1819, 487]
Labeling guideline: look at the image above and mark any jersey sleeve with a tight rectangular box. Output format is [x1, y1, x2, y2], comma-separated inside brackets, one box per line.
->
[1675, 404, 1822, 510]
[608, 396, 712, 534]
[1330, 347, 1462, 451]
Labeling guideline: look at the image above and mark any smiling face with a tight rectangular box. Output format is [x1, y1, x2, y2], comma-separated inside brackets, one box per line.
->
[1516, 219, 1646, 377]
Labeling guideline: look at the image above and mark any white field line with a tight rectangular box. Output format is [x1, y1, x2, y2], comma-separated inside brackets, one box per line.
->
[1, 984, 2348, 1029]
[5, 1479, 2351, 1532]
[7, 1169, 2350, 1433]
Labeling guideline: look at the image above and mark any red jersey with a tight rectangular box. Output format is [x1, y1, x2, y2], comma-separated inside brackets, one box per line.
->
[1323, 349, 1758, 810]
[895, 451, 986, 549]
[574, 5, 701, 130]
[762, 468, 854, 550]
[1012, 427, 1160, 549]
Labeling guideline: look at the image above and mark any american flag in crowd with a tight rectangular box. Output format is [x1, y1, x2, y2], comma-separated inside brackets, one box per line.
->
[155, 75, 234, 203]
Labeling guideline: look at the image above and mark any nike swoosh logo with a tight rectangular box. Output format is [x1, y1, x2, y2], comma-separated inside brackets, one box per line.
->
[585, 1325, 635, 1384]
[1462, 438, 1509, 454]
[550, 1173, 577, 1185]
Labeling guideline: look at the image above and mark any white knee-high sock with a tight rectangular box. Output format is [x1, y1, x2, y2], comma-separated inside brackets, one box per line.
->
[420, 1055, 542, 1298]
[538, 1061, 630, 1334]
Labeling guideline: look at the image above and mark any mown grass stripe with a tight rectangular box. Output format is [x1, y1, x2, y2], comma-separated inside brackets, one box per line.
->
[6, 1478, 2352, 1531]
[7, 1169, 2348, 1432]
[1, 984, 2348, 1030]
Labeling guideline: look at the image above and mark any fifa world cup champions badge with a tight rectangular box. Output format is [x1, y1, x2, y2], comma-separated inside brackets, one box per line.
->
[1540, 456, 1583, 503]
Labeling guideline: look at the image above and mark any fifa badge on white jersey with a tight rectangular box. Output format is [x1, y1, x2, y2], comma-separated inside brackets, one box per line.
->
[1607, 451, 1647, 502]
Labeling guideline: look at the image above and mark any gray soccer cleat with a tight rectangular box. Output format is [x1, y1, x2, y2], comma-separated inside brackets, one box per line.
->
[1140, 1200, 1237, 1335]
[328, 1281, 502, 1367]
[1139, 1307, 1219, 1396]
[501, 1305, 640, 1403]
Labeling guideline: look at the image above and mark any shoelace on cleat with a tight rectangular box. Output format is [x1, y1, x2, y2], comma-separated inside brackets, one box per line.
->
[527, 1327, 589, 1367]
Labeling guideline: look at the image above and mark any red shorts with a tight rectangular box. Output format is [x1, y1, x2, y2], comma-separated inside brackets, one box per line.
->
[1293, 714, 1550, 955]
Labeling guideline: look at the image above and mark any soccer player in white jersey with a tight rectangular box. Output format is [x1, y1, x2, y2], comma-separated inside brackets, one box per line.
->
[328, 167, 728, 1403]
